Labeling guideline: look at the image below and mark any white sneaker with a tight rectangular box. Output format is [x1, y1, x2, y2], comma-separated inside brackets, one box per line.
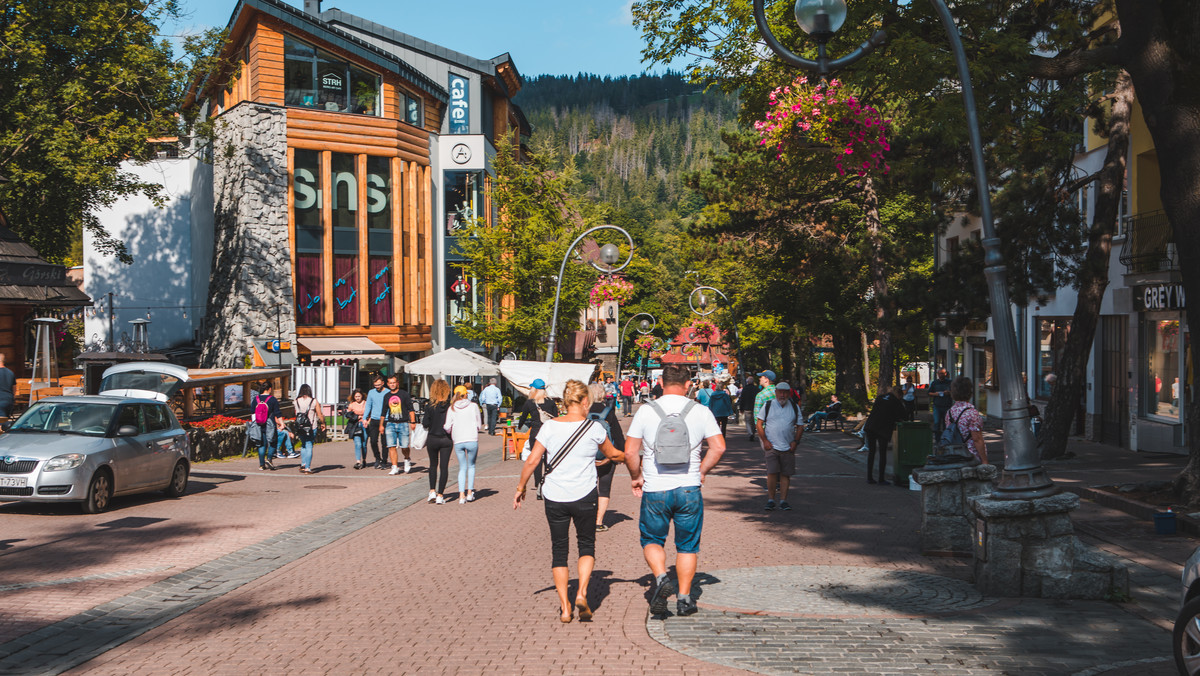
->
[428, 490, 437, 503]
[435, 495, 446, 504]
[857, 445, 868, 453]
[389, 465, 401, 475]
[404, 459, 412, 474]
[458, 496, 466, 504]
[466, 492, 475, 503]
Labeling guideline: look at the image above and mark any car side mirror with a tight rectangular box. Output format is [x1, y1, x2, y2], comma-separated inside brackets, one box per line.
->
[117, 425, 139, 436]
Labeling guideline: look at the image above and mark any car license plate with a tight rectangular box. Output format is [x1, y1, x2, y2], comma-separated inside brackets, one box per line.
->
[0, 477, 27, 488]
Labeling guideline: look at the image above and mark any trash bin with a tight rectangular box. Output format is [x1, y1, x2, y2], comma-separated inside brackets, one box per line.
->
[891, 422, 933, 486]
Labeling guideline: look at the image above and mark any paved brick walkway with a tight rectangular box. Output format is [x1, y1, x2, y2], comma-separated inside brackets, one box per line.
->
[0, 406, 1190, 674]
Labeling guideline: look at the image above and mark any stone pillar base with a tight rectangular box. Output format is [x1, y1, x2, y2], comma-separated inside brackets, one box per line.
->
[912, 463, 997, 557]
[969, 493, 1129, 599]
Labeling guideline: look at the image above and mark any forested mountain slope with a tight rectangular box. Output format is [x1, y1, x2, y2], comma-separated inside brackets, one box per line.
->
[514, 73, 739, 220]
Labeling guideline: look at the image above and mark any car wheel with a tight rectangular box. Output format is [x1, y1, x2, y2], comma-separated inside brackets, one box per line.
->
[81, 470, 113, 514]
[1175, 596, 1200, 674]
[163, 460, 189, 498]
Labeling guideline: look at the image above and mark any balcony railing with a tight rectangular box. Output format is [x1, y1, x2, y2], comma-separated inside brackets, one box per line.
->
[1119, 210, 1176, 274]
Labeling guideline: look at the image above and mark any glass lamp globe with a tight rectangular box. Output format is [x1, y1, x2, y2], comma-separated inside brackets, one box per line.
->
[794, 0, 846, 40]
[639, 319, 650, 332]
[599, 243, 620, 266]
[698, 293, 708, 310]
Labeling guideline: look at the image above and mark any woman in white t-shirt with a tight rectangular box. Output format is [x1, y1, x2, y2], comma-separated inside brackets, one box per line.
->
[514, 380, 623, 624]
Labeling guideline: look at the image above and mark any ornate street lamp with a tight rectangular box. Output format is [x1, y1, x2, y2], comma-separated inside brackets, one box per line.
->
[546, 225, 634, 362]
[688, 285, 745, 386]
[752, 0, 1054, 499]
[616, 313, 657, 377]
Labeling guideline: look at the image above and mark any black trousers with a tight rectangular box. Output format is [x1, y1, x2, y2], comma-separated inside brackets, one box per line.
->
[426, 435, 453, 494]
[866, 431, 889, 482]
[366, 420, 383, 462]
[544, 488, 598, 568]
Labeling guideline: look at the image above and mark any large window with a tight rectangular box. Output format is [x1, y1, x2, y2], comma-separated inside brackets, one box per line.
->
[401, 90, 422, 127]
[284, 35, 380, 116]
[444, 171, 482, 234]
[294, 150, 324, 326]
[293, 150, 402, 328]
[1146, 318, 1182, 420]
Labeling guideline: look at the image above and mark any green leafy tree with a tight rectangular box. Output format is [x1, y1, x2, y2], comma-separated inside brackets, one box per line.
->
[0, 0, 215, 262]
[455, 139, 614, 360]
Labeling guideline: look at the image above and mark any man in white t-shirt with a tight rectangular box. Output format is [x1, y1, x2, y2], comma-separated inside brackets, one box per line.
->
[756, 382, 803, 512]
[625, 364, 726, 618]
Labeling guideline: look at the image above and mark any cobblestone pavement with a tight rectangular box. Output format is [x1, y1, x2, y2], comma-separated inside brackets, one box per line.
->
[648, 564, 1168, 675]
[0, 408, 1191, 674]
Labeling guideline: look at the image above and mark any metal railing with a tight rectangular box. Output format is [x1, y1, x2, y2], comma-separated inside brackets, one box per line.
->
[1119, 210, 1175, 274]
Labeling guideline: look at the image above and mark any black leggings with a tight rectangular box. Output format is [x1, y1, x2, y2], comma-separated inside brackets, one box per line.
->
[367, 422, 383, 463]
[426, 435, 452, 494]
[866, 431, 889, 482]
[596, 460, 616, 499]
[544, 488, 598, 568]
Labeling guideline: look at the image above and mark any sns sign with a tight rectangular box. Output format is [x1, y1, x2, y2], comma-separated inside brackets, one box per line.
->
[449, 74, 470, 135]
[294, 169, 388, 214]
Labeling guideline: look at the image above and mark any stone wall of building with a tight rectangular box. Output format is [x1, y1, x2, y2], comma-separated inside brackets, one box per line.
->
[200, 102, 293, 368]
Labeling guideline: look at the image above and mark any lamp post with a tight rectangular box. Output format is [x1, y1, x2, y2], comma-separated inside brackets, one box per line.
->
[752, 0, 1055, 499]
[688, 285, 744, 386]
[546, 225, 634, 363]
[616, 313, 657, 378]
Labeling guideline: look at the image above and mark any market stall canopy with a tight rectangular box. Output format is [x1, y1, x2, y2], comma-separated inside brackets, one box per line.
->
[498, 360, 598, 399]
[403, 349, 500, 377]
[297, 336, 386, 359]
[452, 348, 499, 369]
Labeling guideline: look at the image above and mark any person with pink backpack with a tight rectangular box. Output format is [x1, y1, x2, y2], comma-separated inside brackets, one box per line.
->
[249, 380, 287, 470]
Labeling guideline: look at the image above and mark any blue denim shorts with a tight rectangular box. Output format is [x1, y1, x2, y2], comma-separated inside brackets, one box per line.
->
[385, 422, 410, 448]
[639, 485, 704, 553]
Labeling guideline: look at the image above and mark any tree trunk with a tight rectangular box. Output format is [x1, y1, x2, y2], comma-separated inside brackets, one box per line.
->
[863, 175, 895, 392]
[793, 333, 810, 395]
[1041, 70, 1134, 460]
[780, 327, 795, 387]
[862, 332, 872, 399]
[1117, 0, 1200, 500]
[834, 326, 868, 409]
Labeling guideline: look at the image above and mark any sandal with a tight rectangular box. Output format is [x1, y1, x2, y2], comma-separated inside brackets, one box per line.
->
[575, 598, 592, 622]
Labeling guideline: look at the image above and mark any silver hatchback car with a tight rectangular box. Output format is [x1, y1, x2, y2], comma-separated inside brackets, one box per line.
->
[0, 396, 190, 513]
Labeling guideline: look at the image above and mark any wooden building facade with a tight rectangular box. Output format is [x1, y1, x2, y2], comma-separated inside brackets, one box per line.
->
[196, 0, 449, 356]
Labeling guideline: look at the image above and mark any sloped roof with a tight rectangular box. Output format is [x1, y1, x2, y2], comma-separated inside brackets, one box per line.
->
[223, 0, 448, 103]
[0, 220, 91, 306]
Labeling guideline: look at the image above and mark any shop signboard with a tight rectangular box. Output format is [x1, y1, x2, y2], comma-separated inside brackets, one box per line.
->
[448, 74, 470, 135]
[1135, 283, 1186, 312]
[0, 262, 67, 286]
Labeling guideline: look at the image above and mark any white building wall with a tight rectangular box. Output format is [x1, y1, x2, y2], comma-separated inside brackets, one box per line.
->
[86, 157, 211, 351]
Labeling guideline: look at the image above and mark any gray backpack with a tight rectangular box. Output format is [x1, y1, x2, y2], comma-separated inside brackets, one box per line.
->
[646, 400, 696, 465]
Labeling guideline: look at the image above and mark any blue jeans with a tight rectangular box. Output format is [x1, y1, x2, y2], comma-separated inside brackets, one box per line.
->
[639, 485, 704, 553]
[454, 441, 478, 492]
[300, 438, 314, 469]
[353, 434, 366, 463]
[255, 426, 276, 466]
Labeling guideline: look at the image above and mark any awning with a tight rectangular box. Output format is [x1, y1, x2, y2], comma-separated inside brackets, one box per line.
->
[403, 349, 500, 377]
[297, 336, 387, 359]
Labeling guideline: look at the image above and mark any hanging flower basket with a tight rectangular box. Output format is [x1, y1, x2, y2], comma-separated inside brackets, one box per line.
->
[688, 320, 719, 342]
[634, 335, 656, 352]
[589, 276, 635, 307]
[753, 76, 891, 177]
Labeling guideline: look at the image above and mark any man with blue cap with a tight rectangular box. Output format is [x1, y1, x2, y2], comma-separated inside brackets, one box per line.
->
[752, 370, 777, 439]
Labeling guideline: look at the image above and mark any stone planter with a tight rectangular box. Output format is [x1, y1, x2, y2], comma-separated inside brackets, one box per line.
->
[911, 463, 997, 557]
[969, 492, 1128, 599]
[187, 425, 248, 462]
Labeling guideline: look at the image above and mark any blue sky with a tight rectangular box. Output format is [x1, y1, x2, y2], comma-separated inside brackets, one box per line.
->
[167, 0, 670, 77]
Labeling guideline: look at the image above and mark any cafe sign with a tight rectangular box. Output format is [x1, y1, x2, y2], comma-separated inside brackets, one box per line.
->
[448, 74, 469, 135]
[1136, 283, 1187, 311]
